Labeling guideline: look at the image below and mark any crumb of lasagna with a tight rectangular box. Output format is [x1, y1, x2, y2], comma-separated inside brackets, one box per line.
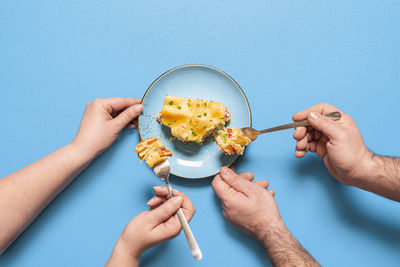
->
[214, 127, 251, 155]
[157, 95, 230, 144]
[135, 137, 172, 168]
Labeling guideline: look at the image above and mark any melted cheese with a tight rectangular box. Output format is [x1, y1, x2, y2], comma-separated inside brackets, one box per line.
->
[158, 95, 230, 143]
[214, 127, 251, 155]
[135, 138, 172, 168]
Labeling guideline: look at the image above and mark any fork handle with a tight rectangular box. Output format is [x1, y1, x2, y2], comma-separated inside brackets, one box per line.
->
[259, 111, 341, 134]
[165, 182, 203, 261]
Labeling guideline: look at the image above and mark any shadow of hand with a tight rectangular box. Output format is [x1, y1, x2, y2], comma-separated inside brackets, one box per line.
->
[295, 156, 400, 247]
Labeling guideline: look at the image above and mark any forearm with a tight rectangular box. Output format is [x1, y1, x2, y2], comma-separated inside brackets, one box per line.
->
[259, 221, 320, 267]
[354, 154, 400, 201]
[0, 143, 96, 254]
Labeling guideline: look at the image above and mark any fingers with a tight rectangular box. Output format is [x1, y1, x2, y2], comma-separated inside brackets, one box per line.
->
[219, 167, 252, 196]
[315, 136, 328, 158]
[295, 150, 307, 158]
[152, 187, 196, 222]
[126, 119, 138, 129]
[147, 195, 166, 209]
[212, 174, 231, 200]
[105, 97, 142, 112]
[296, 136, 309, 151]
[269, 190, 275, 197]
[292, 103, 339, 122]
[112, 104, 143, 131]
[292, 103, 342, 154]
[254, 180, 269, 188]
[238, 172, 255, 181]
[293, 126, 307, 141]
[148, 196, 183, 227]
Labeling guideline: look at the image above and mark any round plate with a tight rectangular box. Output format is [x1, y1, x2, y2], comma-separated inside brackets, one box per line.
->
[138, 64, 252, 178]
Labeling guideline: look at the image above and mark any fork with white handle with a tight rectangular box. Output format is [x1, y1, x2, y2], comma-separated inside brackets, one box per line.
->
[153, 160, 203, 260]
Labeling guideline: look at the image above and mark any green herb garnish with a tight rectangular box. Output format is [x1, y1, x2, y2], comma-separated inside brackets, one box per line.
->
[197, 115, 201, 118]
[177, 106, 181, 110]
[187, 103, 190, 107]
[203, 113, 207, 117]
[197, 104, 200, 107]
[185, 136, 189, 141]
[169, 101, 174, 105]
[192, 131, 197, 137]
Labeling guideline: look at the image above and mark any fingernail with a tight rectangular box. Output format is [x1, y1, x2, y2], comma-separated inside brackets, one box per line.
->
[135, 104, 144, 113]
[153, 186, 163, 191]
[147, 197, 155, 205]
[221, 167, 232, 175]
[309, 112, 319, 120]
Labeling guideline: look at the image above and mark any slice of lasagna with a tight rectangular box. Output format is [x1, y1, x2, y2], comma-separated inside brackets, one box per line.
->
[135, 137, 172, 168]
[214, 127, 251, 155]
[157, 95, 231, 143]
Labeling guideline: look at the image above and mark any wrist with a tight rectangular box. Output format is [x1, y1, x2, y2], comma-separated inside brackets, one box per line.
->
[348, 150, 376, 187]
[255, 218, 286, 246]
[107, 240, 141, 267]
[68, 140, 100, 161]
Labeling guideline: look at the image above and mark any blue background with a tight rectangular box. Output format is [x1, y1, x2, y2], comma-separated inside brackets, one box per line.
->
[1, 1, 399, 266]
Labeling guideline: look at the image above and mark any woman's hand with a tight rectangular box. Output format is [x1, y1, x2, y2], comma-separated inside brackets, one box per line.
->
[71, 97, 143, 157]
[106, 187, 196, 266]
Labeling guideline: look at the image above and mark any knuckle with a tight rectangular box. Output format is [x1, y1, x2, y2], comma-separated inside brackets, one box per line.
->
[141, 211, 150, 216]
[123, 112, 132, 122]
[139, 211, 149, 219]
[230, 175, 241, 186]
[160, 209, 171, 219]
[92, 99, 102, 105]
[87, 100, 95, 108]
[320, 117, 331, 128]
[211, 176, 220, 187]
[222, 199, 232, 209]
[222, 210, 228, 218]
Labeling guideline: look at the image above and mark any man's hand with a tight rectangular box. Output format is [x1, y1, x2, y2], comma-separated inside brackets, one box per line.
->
[106, 187, 196, 266]
[293, 103, 373, 186]
[72, 97, 143, 157]
[212, 167, 320, 266]
[212, 166, 279, 241]
[293, 103, 400, 201]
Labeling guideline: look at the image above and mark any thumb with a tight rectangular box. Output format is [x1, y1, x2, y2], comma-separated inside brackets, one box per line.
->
[113, 104, 143, 131]
[307, 112, 341, 140]
[149, 196, 183, 226]
[220, 166, 251, 195]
